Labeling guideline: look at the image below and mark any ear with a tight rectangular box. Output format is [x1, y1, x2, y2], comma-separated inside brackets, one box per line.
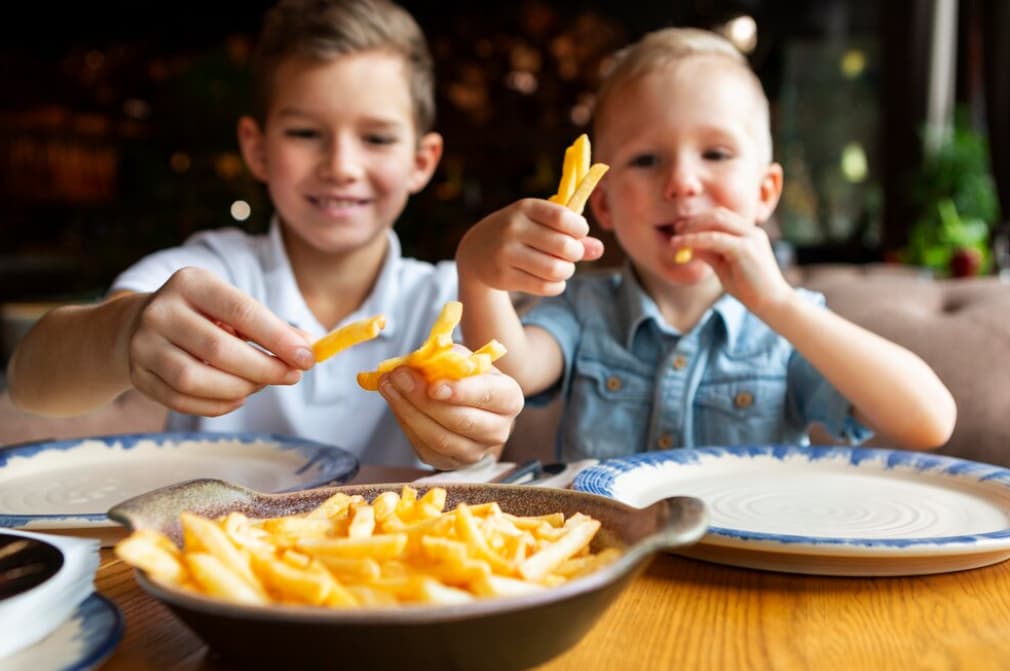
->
[407, 132, 444, 193]
[756, 162, 784, 223]
[588, 175, 614, 231]
[237, 116, 269, 182]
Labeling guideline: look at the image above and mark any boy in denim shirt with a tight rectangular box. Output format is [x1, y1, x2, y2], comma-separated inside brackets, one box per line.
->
[455, 28, 955, 461]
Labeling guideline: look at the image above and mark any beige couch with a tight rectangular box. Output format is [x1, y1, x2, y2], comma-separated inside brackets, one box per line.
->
[3, 265, 1010, 467]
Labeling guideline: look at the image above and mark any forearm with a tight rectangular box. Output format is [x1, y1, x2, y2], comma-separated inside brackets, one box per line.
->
[458, 280, 560, 396]
[757, 293, 956, 449]
[7, 293, 145, 416]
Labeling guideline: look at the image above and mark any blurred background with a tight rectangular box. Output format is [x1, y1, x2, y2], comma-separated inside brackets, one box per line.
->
[0, 0, 1006, 360]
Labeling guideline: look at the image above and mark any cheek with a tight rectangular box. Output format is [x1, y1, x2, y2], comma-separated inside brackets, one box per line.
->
[266, 147, 310, 184]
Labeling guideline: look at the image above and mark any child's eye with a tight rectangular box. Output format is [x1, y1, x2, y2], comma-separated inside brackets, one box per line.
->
[628, 153, 660, 168]
[364, 133, 397, 146]
[703, 148, 733, 161]
[284, 128, 321, 140]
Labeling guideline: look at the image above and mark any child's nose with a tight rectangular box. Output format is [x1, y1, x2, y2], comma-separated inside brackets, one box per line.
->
[665, 160, 703, 199]
[318, 140, 363, 182]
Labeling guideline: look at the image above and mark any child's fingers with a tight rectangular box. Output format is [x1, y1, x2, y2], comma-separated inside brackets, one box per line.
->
[167, 268, 314, 371]
[176, 317, 304, 387]
[131, 364, 248, 417]
[676, 207, 750, 236]
[526, 198, 592, 239]
[581, 236, 605, 261]
[425, 366, 525, 418]
[515, 218, 588, 263]
[131, 335, 276, 400]
[378, 369, 496, 469]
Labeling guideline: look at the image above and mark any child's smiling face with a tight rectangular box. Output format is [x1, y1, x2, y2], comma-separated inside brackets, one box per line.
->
[239, 50, 441, 260]
[590, 56, 781, 288]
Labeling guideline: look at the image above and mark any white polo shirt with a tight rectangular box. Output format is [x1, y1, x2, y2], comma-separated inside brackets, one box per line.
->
[111, 220, 457, 466]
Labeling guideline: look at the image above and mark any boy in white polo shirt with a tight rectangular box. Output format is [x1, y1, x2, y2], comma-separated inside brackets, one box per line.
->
[7, 0, 523, 469]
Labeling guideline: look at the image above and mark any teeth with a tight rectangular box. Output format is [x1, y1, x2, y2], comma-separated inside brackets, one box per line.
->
[316, 198, 362, 207]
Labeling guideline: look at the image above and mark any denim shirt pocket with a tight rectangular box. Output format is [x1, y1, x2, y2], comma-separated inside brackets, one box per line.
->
[562, 357, 654, 461]
[694, 376, 795, 446]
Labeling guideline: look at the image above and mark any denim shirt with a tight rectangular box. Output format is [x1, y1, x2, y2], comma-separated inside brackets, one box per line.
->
[522, 265, 873, 462]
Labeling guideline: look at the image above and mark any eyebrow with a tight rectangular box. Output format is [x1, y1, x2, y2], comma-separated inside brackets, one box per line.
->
[274, 107, 406, 129]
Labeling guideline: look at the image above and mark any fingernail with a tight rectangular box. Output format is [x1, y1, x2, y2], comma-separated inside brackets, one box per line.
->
[431, 384, 451, 400]
[294, 347, 315, 369]
[393, 369, 415, 392]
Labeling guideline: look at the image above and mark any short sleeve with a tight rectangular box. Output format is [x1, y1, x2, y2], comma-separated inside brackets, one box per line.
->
[785, 288, 874, 445]
[520, 293, 582, 407]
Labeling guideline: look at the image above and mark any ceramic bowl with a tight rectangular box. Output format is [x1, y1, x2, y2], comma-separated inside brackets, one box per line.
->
[109, 479, 707, 671]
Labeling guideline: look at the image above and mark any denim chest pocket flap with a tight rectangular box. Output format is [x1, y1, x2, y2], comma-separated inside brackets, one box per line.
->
[574, 357, 654, 403]
[695, 378, 788, 419]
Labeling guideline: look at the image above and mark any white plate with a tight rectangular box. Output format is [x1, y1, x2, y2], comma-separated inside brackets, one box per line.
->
[572, 445, 1010, 576]
[3, 593, 123, 671]
[0, 431, 358, 545]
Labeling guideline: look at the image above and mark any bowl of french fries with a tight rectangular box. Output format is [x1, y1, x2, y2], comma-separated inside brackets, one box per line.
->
[109, 479, 707, 670]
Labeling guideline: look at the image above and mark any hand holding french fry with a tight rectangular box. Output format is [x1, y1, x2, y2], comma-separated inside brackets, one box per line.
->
[122, 267, 315, 417]
[359, 301, 522, 470]
[456, 135, 608, 297]
[671, 208, 793, 312]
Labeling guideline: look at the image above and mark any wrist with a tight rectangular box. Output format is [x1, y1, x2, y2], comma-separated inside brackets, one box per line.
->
[750, 284, 801, 326]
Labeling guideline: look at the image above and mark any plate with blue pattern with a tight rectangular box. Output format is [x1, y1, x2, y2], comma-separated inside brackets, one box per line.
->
[3, 593, 123, 671]
[0, 432, 358, 546]
[572, 445, 1010, 576]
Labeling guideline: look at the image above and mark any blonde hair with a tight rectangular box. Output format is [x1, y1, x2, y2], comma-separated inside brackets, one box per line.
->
[250, 0, 435, 133]
[593, 27, 772, 161]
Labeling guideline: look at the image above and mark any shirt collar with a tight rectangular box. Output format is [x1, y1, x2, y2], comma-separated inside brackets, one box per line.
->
[616, 262, 748, 348]
[263, 217, 401, 339]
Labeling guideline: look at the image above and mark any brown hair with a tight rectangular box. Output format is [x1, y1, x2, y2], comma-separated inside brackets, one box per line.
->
[250, 0, 435, 133]
[593, 27, 772, 161]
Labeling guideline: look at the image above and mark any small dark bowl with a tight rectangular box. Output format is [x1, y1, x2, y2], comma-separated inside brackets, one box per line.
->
[108, 479, 707, 671]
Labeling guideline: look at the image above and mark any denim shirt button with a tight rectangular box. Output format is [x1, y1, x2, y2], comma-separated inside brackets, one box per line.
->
[671, 355, 688, 370]
[657, 433, 675, 449]
[605, 376, 623, 391]
[734, 391, 754, 408]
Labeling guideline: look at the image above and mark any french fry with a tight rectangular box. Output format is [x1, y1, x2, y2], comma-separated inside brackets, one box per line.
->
[519, 515, 601, 581]
[566, 163, 610, 215]
[312, 314, 386, 362]
[357, 301, 506, 391]
[116, 483, 618, 609]
[675, 247, 693, 264]
[114, 529, 187, 584]
[185, 552, 269, 606]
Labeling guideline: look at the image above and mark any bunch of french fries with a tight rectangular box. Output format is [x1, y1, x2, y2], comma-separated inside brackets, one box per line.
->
[548, 134, 609, 215]
[357, 301, 506, 391]
[115, 485, 619, 608]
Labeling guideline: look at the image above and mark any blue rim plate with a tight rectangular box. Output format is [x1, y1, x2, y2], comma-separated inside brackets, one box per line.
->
[3, 593, 124, 671]
[572, 445, 1010, 576]
[0, 431, 358, 541]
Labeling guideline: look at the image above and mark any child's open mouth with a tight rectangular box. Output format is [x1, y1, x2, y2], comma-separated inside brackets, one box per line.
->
[655, 223, 677, 241]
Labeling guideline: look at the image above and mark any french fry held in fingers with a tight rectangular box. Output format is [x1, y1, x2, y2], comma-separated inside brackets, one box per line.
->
[114, 484, 618, 609]
[311, 314, 386, 362]
[548, 134, 609, 216]
[356, 300, 506, 391]
[674, 248, 693, 264]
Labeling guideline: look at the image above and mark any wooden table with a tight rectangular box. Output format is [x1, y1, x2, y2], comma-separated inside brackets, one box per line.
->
[94, 466, 1010, 671]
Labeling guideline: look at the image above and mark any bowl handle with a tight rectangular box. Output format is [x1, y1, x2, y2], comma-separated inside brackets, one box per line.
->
[107, 478, 258, 538]
[620, 496, 708, 567]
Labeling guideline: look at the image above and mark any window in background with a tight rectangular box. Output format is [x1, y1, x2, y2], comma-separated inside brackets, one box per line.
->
[769, 1, 882, 263]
